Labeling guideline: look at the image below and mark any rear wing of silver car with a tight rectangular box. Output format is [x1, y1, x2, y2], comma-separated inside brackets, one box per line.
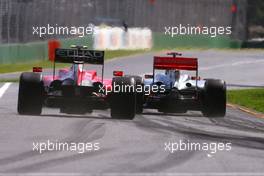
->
[153, 52, 199, 92]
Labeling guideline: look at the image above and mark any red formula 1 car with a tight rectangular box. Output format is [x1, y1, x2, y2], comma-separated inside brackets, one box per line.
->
[17, 46, 138, 119]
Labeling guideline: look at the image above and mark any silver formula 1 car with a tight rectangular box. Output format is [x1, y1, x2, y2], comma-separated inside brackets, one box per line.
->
[136, 52, 226, 117]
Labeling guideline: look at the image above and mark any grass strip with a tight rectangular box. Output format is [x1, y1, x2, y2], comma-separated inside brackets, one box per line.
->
[227, 89, 264, 113]
[0, 49, 147, 74]
[0, 78, 19, 82]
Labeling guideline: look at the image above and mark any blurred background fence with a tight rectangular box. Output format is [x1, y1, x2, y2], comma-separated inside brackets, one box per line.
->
[0, 0, 255, 64]
[0, 0, 248, 43]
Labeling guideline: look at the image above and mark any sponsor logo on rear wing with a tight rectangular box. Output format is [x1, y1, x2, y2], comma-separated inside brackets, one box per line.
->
[55, 48, 104, 65]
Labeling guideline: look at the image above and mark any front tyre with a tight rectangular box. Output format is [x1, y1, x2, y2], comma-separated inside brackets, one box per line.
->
[17, 72, 44, 115]
[202, 79, 226, 117]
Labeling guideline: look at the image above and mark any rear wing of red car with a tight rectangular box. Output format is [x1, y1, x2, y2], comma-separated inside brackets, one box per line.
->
[50, 48, 105, 82]
[55, 48, 104, 65]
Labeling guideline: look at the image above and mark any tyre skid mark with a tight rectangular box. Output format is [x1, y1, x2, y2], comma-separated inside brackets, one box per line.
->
[135, 115, 264, 150]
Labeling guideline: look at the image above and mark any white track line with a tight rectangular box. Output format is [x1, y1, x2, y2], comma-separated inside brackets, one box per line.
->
[0, 83, 12, 99]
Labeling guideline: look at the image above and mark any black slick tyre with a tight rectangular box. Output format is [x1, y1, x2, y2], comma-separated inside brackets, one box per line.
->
[110, 77, 136, 120]
[202, 79, 226, 117]
[17, 72, 43, 115]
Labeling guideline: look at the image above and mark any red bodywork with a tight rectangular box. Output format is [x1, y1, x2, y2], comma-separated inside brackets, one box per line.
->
[42, 66, 112, 91]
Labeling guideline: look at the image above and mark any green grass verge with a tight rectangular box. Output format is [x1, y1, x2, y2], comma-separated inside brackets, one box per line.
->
[227, 89, 264, 113]
[0, 49, 147, 74]
[0, 78, 19, 82]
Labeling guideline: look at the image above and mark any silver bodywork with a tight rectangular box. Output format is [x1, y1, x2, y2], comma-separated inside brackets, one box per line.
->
[144, 70, 205, 90]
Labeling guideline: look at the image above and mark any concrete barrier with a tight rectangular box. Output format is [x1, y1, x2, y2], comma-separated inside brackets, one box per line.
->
[0, 36, 92, 64]
[93, 27, 153, 50]
[0, 32, 242, 65]
[153, 33, 242, 50]
[0, 42, 48, 64]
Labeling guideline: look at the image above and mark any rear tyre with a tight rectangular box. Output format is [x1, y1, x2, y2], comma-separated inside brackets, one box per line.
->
[125, 75, 144, 114]
[110, 77, 136, 120]
[202, 79, 226, 117]
[17, 72, 43, 115]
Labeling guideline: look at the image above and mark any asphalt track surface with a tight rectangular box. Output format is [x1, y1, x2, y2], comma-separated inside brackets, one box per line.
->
[0, 50, 264, 175]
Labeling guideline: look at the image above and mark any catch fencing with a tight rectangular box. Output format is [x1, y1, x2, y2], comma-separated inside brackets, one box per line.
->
[0, 0, 247, 44]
